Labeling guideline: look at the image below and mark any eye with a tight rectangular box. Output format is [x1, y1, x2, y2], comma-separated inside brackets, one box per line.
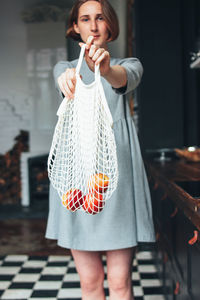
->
[97, 16, 104, 21]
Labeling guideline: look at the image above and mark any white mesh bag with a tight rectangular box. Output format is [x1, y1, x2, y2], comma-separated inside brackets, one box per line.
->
[48, 44, 118, 214]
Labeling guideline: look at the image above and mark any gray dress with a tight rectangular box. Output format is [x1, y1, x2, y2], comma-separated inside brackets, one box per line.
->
[45, 56, 155, 251]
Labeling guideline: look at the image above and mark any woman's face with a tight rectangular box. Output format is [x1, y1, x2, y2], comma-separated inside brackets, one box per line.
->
[73, 1, 109, 48]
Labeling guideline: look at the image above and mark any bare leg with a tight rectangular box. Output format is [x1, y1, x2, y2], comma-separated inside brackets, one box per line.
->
[71, 249, 105, 300]
[106, 247, 136, 300]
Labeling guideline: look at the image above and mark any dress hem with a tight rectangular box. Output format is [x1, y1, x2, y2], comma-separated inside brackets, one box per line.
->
[45, 234, 155, 252]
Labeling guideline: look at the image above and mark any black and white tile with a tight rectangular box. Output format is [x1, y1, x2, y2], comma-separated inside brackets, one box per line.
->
[0, 251, 165, 300]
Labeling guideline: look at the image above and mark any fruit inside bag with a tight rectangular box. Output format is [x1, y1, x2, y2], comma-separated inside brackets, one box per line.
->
[48, 45, 118, 215]
[61, 173, 110, 215]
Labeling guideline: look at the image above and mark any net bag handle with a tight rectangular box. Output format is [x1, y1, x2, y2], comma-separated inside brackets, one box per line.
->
[57, 44, 113, 127]
[75, 44, 100, 80]
[56, 45, 87, 117]
[75, 44, 114, 128]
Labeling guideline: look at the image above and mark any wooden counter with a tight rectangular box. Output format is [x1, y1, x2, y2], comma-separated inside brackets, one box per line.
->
[146, 159, 200, 231]
[146, 158, 200, 300]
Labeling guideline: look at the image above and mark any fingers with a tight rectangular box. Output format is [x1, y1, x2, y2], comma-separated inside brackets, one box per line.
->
[58, 68, 76, 100]
[95, 50, 109, 65]
[92, 49, 105, 63]
[79, 35, 108, 63]
[79, 36, 94, 49]
[78, 36, 110, 74]
[86, 44, 108, 65]
[86, 36, 94, 49]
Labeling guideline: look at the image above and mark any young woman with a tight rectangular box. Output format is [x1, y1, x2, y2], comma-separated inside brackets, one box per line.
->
[46, 1, 155, 299]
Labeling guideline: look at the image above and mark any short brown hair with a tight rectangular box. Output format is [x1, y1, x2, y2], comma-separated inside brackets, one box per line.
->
[66, 0, 119, 42]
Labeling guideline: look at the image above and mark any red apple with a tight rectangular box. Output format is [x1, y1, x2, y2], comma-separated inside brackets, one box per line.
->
[62, 189, 83, 211]
[88, 173, 109, 194]
[83, 193, 105, 215]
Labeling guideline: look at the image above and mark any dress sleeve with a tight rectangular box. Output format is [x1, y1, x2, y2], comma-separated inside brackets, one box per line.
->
[53, 61, 74, 98]
[112, 57, 143, 95]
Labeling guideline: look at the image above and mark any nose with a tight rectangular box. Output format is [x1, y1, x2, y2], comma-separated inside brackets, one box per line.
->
[90, 20, 98, 32]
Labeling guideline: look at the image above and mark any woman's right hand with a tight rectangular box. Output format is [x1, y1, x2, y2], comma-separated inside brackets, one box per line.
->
[57, 68, 76, 100]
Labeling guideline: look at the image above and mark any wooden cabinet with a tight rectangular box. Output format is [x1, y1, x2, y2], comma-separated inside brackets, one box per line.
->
[187, 227, 200, 299]
[147, 160, 200, 299]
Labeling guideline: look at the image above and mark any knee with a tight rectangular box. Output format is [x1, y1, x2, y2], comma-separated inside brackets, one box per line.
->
[80, 269, 104, 293]
[107, 272, 132, 294]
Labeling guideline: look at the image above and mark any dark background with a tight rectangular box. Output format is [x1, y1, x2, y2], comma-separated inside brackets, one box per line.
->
[134, 0, 200, 151]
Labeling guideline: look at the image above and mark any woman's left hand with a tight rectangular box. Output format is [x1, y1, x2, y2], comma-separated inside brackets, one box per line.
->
[79, 36, 110, 76]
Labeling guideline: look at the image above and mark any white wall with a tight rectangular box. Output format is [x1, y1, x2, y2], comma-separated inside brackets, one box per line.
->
[0, 1, 30, 153]
[0, 0, 67, 154]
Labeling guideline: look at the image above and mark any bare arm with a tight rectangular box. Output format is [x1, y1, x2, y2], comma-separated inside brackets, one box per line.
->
[80, 36, 127, 89]
[103, 65, 127, 89]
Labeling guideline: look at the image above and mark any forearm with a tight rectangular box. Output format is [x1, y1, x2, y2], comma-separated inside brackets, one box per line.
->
[103, 65, 127, 89]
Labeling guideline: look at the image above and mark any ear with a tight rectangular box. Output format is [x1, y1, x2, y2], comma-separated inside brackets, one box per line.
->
[73, 22, 80, 34]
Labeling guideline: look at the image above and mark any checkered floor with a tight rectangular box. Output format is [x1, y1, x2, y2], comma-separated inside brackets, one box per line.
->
[0, 251, 165, 300]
